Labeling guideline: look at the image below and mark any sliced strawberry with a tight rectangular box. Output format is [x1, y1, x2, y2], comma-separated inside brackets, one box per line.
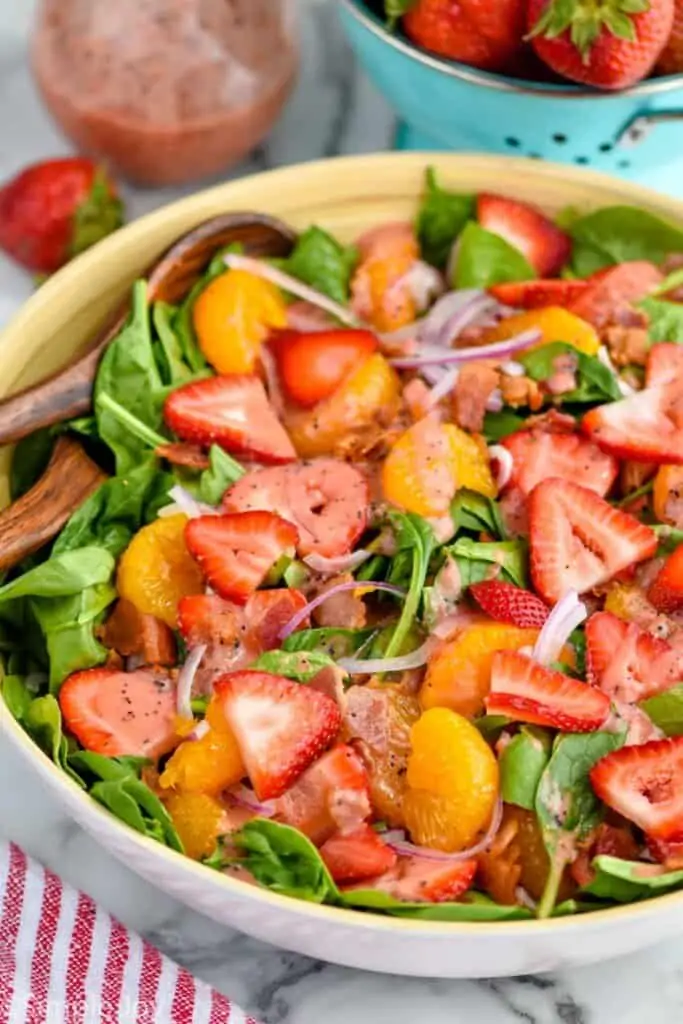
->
[215, 670, 342, 800]
[177, 594, 243, 645]
[502, 428, 618, 498]
[529, 478, 657, 604]
[590, 738, 683, 840]
[648, 546, 683, 613]
[270, 329, 377, 408]
[646, 343, 683, 388]
[163, 375, 296, 464]
[583, 383, 683, 465]
[568, 261, 663, 329]
[185, 512, 298, 605]
[586, 610, 683, 702]
[647, 834, 683, 870]
[486, 650, 610, 732]
[275, 744, 371, 844]
[223, 459, 369, 558]
[489, 278, 589, 310]
[320, 825, 397, 884]
[469, 580, 549, 629]
[351, 857, 477, 904]
[59, 668, 178, 760]
[476, 193, 571, 278]
[244, 589, 308, 651]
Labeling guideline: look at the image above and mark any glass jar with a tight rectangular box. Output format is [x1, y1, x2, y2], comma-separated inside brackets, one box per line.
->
[31, 0, 298, 186]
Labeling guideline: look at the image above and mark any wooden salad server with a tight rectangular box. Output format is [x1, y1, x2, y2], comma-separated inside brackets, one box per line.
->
[0, 212, 297, 446]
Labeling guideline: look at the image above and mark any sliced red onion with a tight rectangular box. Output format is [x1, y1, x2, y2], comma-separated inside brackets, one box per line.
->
[597, 345, 636, 397]
[278, 580, 405, 640]
[159, 486, 216, 520]
[420, 290, 498, 349]
[427, 366, 460, 406]
[378, 322, 421, 352]
[532, 590, 587, 667]
[229, 784, 276, 818]
[489, 444, 514, 490]
[392, 261, 445, 313]
[338, 639, 433, 675]
[303, 549, 371, 576]
[516, 887, 538, 911]
[176, 644, 207, 719]
[224, 253, 359, 327]
[381, 798, 503, 862]
[188, 719, 211, 742]
[389, 328, 542, 368]
[486, 388, 504, 413]
[431, 607, 481, 639]
[420, 364, 450, 387]
[500, 360, 526, 377]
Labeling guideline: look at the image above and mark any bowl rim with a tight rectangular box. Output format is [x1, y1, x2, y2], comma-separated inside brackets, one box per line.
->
[339, 0, 683, 100]
[4, 150, 683, 937]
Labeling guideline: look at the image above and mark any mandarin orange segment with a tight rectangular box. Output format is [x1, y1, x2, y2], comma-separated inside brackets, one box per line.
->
[163, 792, 224, 860]
[160, 699, 244, 797]
[382, 415, 458, 517]
[653, 464, 683, 527]
[403, 707, 499, 852]
[604, 583, 657, 624]
[420, 623, 540, 718]
[445, 424, 497, 498]
[193, 269, 287, 374]
[117, 514, 204, 628]
[351, 224, 419, 332]
[484, 307, 599, 356]
[363, 687, 421, 828]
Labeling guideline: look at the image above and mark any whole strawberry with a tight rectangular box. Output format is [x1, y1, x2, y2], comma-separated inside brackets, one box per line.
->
[0, 157, 123, 274]
[528, 0, 674, 90]
[657, 0, 683, 72]
[399, 0, 528, 73]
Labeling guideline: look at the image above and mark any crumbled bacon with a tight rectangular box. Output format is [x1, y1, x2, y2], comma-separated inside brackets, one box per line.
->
[101, 599, 176, 667]
[602, 322, 649, 367]
[499, 373, 543, 410]
[452, 362, 500, 432]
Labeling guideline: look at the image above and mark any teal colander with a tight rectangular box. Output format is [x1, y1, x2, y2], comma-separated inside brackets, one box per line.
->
[338, 0, 683, 196]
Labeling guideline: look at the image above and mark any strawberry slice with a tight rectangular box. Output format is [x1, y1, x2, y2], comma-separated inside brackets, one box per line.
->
[648, 546, 683, 613]
[320, 825, 397, 884]
[502, 428, 618, 498]
[583, 383, 683, 465]
[568, 261, 663, 329]
[486, 650, 610, 731]
[590, 738, 683, 840]
[270, 329, 377, 408]
[177, 594, 243, 645]
[215, 671, 342, 800]
[59, 667, 178, 759]
[469, 580, 549, 629]
[350, 857, 477, 904]
[275, 744, 371, 844]
[223, 459, 369, 558]
[646, 343, 683, 388]
[489, 278, 589, 310]
[529, 478, 657, 604]
[163, 375, 296, 464]
[476, 193, 571, 277]
[185, 511, 298, 605]
[586, 610, 683, 702]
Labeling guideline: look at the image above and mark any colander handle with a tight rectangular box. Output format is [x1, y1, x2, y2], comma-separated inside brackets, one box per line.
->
[616, 110, 683, 148]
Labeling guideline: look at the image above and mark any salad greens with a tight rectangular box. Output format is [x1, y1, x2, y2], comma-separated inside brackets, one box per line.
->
[416, 167, 474, 269]
[282, 226, 359, 304]
[454, 222, 536, 289]
[520, 342, 622, 404]
[500, 726, 551, 811]
[569, 206, 683, 276]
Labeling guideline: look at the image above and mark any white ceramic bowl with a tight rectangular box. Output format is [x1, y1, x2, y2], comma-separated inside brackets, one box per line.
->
[2, 153, 683, 978]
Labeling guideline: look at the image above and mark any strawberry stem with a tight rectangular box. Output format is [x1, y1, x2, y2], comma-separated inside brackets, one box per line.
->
[528, 0, 650, 61]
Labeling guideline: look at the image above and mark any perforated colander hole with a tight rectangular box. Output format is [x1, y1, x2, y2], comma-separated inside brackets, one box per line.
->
[552, 133, 568, 144]
[599, 143, 613, 153]
[527, 153, 542, 159]
[505, 137, 521, 148]
[575, 156, 590, 165]
[618, 159, 631, 169]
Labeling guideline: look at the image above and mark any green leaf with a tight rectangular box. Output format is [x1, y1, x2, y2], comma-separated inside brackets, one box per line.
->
[446, 537, 527, 588]
[474, 714, 510, 741]
[384, 513, 436, 659]
[520, 342, 621, 404]
[639, 296, 683, 343]
[282, 627, 375, 659]
[199, 445, 245, 505]
[342, 888, 532, 921]
[581, 855, 683, 902]
[384, 0, 418, 24]
[570, 206, 683, 277]
[283, 226, 358, 305]
[31, 583, 116, 691]
[640, 685, 683, 737]
[1, 672, 34, 722]
[70, 170, 123, 259]
[23, 695, 84, 787]
[482, 410, 526, 443]
[252, 649, 338, 683]
[500, 726, 552, 810]
[451, 488, 506, 540]
[454, 222, 536, 290]
[152, 301, 196, 386]
[69, 750, 149, 783]
[10, 429, 54, 500]
[233, 820, 339, 903]
[653, 524, 683, 555]
[0, 548, 115, 604]
[416, 167, 474, 269]
[89, 776, 183, 851]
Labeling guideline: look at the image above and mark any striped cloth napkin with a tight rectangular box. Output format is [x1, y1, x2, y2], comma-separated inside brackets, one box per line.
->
[0, 841, 259, 1024]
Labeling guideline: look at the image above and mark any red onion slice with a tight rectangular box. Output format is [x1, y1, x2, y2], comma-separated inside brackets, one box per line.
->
[338, 638, 434, 675]
[176, 643, 207, 719]
[278, 580, 406, 640]
[380, 798, 503, 862]
[396, 261, 445, 313]
[486, 388, 504, 413]
[500, 360, 526, 378]
[488, 444, 514, 490]
[389, 328, 542, 368]
[224, 253, 360, 327]
[188, 719, 211, 742]
[229, 784, 276, 818]
[427, 366, 460, 407]
[303, 550, 372, 576]
[159, 486, 216, 520]
[532, 590, 587, 667]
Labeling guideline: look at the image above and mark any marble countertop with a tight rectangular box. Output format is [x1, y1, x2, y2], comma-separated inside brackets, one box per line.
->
[1, 3, 683, 1022]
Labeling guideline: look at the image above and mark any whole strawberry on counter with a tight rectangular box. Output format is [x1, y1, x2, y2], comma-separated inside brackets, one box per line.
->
[657, 0, 683, 72]
[0, 157, 123, 274]
[527, 0, 674, 89]
[398, 0, 529, 73]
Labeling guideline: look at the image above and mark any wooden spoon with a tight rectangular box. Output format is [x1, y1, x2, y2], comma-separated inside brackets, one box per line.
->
[0, 436, 107, 572]
[0, 212, 296, 445]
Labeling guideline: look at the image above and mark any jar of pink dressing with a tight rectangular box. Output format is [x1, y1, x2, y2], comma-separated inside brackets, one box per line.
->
[31, 0, 298, 186]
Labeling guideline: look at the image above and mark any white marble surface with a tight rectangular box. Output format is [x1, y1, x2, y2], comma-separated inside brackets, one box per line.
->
[1, 2, 683, 1021]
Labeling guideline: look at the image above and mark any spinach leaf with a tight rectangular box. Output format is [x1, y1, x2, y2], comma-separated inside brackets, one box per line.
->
[520, 342, 621, 404]
[653, 524, 683, 555]
[252, 649, 338, 683]
[233, 820, 339, 903]
[581, 855, 683, 902]
[384, 513, 435, 658]
[0, 548, 114, 604]
[416, 167, 473, 269]
[283, 226, 358, 305]
[500, 726, 551, 811]
[10, 429, 54, 500]
[152, 301, 196, 386]
[96, 393, 167, 458]
[535, 729, 626, 918]
[482, 410, 526, 443]
[64, 416, 99, 440]
[451, 488, 506, 540]
[454, 222, 535, 290]
[94, 280, 167, 472]
[569, 628, 587, 678]
[1, 672, 35, 721]
[23, 695, 84, 787]
[640, 685, 683, 736]
[69, 751, 149, 782]
[342, 888, 532, 921]
[31, 583, 116, 691]
[446, 537, 527, 588]
[474, 714, 510, 741]
[199, 445, 245, 505]
[569, 206, 683, 276]
[282, 627, 375, 659]
[639, 295, 683, 343]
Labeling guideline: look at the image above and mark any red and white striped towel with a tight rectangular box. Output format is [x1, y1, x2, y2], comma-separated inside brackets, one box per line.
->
[0, 842, 259, 1024]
